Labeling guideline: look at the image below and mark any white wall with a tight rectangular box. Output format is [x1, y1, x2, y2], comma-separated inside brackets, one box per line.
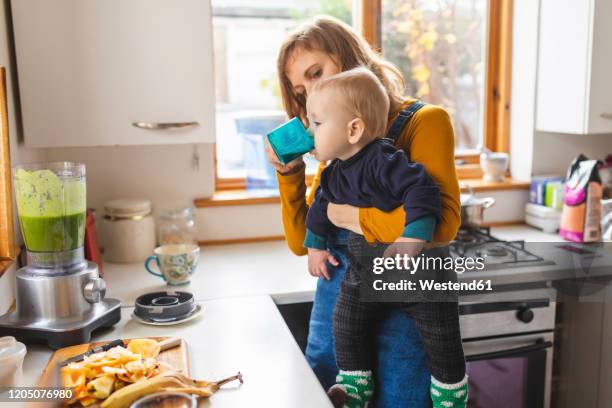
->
[0, 0, 45, 245]
[532, 131, 612, 176]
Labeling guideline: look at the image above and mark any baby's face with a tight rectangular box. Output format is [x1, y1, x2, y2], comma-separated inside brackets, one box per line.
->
[306, 88, 354, 162]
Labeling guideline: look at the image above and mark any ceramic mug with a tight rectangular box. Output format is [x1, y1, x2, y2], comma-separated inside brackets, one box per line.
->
[480, 152, 509, 182]
[144, 244, 200, 285]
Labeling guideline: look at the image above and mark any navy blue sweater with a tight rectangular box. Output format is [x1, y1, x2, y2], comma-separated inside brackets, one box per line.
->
[305, 138, 441, 248]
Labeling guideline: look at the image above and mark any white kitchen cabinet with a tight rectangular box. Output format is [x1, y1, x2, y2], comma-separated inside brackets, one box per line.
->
[11, 0, 216, 147]
[536, 0, 612, 134]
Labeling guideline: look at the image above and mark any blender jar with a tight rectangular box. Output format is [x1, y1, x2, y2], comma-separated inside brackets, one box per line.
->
[13, 162, 87, 267]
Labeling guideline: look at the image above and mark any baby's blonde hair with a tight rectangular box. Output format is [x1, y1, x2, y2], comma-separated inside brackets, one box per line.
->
[312, 67, 390, 139]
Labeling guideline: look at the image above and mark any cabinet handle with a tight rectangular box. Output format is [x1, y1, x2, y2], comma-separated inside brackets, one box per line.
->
[132, 121, 199, 130]
[601, 113, 612, 120]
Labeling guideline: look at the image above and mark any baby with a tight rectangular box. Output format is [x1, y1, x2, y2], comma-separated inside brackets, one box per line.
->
[304, 67, 467, 408]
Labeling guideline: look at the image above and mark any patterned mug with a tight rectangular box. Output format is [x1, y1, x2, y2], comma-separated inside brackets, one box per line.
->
[145, 244, 200, 285]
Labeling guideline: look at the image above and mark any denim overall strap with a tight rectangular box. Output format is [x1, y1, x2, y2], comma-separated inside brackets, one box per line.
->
[384, 101, 426, 159]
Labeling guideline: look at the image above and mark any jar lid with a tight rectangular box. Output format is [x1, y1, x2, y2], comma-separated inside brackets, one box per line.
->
[0, 336, 27, 362]
[104, 199, 152, 218]
[159, 207, 195, 220]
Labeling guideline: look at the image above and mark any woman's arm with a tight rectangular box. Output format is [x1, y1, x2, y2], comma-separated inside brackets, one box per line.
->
[346, 104, 461, 243]
[276, 160, 326, 256]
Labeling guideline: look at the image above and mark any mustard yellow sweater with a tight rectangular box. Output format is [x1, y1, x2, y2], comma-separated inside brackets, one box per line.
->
[277, 99, 461, 256]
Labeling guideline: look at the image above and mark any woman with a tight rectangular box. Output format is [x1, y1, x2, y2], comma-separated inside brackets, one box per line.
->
[266, 16, 461, 407]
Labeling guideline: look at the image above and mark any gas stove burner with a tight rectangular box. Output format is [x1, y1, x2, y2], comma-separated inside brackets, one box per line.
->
[474, 244, 518, 263]
[456, 231, 478, 244]
[482, 245, 511, 258]
[451, 228, 552, 269]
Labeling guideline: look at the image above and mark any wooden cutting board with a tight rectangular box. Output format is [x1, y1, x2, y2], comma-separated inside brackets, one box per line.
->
[37, 337, 189, 407]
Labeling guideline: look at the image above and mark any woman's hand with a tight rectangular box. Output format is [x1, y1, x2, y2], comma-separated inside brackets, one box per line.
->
[327, 203, 362, 234]
[307, 248, 339, 280]
[264, 139, 305, 175]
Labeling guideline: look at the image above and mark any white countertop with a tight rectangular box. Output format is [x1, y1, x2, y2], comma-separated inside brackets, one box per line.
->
[15, 224, 583, 407]
[20, 296, 332, 408]
[102, 224, 566, 306]
[490, 225, 563, 242]
[102, 241, 313, 306]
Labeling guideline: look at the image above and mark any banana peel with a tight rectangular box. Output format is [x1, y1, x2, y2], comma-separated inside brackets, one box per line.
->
[101, 371, 243, 408]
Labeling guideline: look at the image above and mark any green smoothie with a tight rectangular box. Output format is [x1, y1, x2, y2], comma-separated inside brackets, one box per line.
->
[19, 213, 85, 252]
[13, 166, 86, 253]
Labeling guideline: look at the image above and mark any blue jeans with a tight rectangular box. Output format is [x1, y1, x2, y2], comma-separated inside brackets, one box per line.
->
[305, 230, 431, 407]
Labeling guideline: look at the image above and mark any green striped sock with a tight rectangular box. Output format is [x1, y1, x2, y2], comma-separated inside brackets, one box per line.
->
[430, 375, 468, 408]
[329, 370, 373, 408]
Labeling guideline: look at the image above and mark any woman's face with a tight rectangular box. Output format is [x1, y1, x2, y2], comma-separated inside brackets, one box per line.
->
[285, 47, 341, 100]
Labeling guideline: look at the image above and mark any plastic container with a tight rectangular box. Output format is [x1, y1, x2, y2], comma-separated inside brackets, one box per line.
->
[0, 336, 27, 387]
[529, 175, 563, 205]
[267, 117, 315, 165]
[545, 181, 565, 210]
[525, 203, 561, 233]
[99, 199, 156, 263]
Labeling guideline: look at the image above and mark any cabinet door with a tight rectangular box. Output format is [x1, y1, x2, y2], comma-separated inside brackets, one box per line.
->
[587, 0, 612, 134]
[536, 0, 591, 134]
[11, 0, 216, 147]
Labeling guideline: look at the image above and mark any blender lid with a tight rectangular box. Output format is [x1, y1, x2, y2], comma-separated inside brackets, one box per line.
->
[0, 336, 27, 361]
[104, 199, 152, 218]
[134, 291, 195, 321]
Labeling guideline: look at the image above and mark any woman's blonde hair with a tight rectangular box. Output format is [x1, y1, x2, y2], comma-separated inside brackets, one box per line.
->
[277, 15, 405, 123]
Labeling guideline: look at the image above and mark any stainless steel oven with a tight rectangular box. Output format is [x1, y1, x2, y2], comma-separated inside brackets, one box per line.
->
[460, 289, 556, 408]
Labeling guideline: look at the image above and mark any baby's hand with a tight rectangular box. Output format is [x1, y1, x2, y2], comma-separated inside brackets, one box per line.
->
[383, 237, 426, 262]
[307, 248, 339, 281]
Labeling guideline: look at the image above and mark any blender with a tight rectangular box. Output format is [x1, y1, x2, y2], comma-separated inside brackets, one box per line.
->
[0, 162, 120, 349]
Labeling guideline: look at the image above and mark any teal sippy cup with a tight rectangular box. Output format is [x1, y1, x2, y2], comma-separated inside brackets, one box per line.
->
[266, 117, 315, 165]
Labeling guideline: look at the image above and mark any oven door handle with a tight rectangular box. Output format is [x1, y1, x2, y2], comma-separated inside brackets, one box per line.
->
[466, 340, 553, 362]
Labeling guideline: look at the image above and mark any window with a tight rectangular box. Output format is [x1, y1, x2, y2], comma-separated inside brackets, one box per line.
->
[212, 0, 512, 190]
[212, 0, 353, 191]
[382, 0, 487, 152]
[378, 0, 513, 160]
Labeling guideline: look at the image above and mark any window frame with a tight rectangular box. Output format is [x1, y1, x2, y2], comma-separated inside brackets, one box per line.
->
[0, 67, 16, 261]
[214, 0, 513, 190]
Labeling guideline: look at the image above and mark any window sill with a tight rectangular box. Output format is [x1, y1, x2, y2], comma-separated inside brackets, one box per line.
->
[196, 178, 529, 208]
[459, 177, 530, 192]
[195, 190, 280, 208]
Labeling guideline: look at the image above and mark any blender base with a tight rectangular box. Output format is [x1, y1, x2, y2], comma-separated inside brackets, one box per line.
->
[0, 298, 121, 349]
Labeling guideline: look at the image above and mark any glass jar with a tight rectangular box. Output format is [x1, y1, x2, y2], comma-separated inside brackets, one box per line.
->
[158, 207, 196, 245]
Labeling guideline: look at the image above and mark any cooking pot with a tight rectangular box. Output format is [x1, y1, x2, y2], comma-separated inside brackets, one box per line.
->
[460, 187, 495, 227]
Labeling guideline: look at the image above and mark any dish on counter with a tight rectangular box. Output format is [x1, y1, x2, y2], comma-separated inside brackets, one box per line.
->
[131, 304, 203, 326]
